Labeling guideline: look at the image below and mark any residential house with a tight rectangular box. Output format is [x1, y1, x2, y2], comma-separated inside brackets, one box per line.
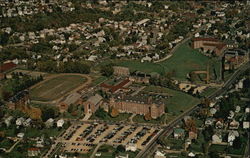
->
[212, 133, 222, 144]
[57, 119, 64, 128]
[173, 128, 185, 139]
[4, 116, 13, 127]
[45, 118, 54, 128]
[188, 152, 196, 157]
[228, 111, 235, 119]
[115, 154, 129, 158]
[16, 117, 25, 126]
[228, 130, 239, 146]
[229, 120, 239, 129]
[210, 108, 217, 116]
[245, 107, 250, 113]
[215, 120, 224, 129]
[17, 133, 24, 138]
[243, 122, 250, 129]
[83, 94, 103, 114]
[27, 148, 40, 157]
[154, 150, 166, 158]
[205, 118, 215, 126]
[235, 106, 241, 113]
[125, 143, 137, 152]
[188, 131, 198, 140]
[23, 118, 32, 127]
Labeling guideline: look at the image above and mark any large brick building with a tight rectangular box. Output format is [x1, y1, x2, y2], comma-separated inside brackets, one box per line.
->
[113, 66, 130, 76]
[224, 49, 249, 70]
[7, 90, 30, 110]
[100, 78, 131, 94]
[59, 92, 82, 112]
[193, 37, 227, 56]
[0, 62, 17, 80]
[83, 94, 103, 114]
[109, 94, 165, 119]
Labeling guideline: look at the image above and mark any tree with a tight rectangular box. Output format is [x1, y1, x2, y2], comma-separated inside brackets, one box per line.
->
[110, 107, 119, 118]
[100, 64, 114, 77]
[209, 151, 219, 158]
[41, 107, 56, 122]
[116, 145, 125, 153]
[67, 104, 74, 113]
[1, 90, 12, 101]
[197, 8, 205, 14]
[95, 108, 108, 119]
[233, 137, 242, 149]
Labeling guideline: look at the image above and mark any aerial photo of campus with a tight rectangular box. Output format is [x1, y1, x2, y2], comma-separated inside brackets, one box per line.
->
[0, 0, 249, 158]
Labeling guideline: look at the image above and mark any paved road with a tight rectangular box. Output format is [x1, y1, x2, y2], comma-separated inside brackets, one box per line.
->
[136, 62, 250, 158]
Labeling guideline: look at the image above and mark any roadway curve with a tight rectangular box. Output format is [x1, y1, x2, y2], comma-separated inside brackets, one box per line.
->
[29, 73, 92, 105]
[136, 62, 250, 158]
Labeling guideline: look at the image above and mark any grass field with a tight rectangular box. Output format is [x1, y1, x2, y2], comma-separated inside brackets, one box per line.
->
[115, 41, 221, 81]
[30, 75, 86, 101]
[118, 60, 164, 75]
[143, 86, 200, 115]
[200, 87, 218, 97]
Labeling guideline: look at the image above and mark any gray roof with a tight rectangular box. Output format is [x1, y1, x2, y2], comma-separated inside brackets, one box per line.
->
[63, 92, 81, 105]
[87, 94, 103, 106]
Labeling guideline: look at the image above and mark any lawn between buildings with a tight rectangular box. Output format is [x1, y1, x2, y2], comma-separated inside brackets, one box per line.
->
[30, 74, 87, 102]
[115, 41, 221, 81]
[143, 86, 200, 115]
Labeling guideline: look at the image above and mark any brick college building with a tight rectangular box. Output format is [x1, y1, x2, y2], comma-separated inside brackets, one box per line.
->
[193, 37, 227, 56]
[109, 94, 165, 119]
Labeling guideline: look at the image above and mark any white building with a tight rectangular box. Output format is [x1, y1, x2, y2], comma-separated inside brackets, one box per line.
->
[125, 143, 137, 152]
[57, 119, 64, 128]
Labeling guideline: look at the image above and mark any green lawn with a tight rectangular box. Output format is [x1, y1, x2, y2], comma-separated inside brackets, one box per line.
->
[0, 138, 15, 150]
[91, 76, 108, 86]
[143, 86, 200, 115]
[96, 145, 138, 158]
[30, 75, 86, 101]
[133, 114, 166, 124]
[209, 144, 227, 154]
[118, 60, 165, 75]
[114, 41, 221, 81]
[91, 111, 131, 122]
[200, 87, 218, 97]
[163, 138, 184, 150]
[189, 132, 206, 153]
[22, 128, 62, 138]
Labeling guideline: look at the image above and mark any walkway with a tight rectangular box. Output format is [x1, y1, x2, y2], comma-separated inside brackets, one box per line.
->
[90, 143, 104, 158]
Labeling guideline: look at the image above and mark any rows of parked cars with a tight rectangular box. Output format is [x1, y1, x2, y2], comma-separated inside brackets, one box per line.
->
[141, 129, 159, 146]
[86, 124, 109, 142]
[113, 126, 137, 143]
[101, 125, 124, 143]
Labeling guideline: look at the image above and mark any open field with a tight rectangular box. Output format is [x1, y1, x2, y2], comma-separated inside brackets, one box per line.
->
[143, 86, 200, 115]
[200, 87, 218, 97]
[118, 60, 164, 75]
[158, 42, 221, 81]
[114, 41, 221, 81]
[30, 74, 87, 102]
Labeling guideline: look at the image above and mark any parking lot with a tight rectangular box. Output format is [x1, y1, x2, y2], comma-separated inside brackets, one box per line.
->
[59, 122, 161, 153]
